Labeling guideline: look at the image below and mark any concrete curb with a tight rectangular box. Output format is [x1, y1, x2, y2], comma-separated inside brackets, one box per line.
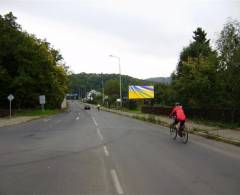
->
[101, 107, 240, 147]
[191, 131, 240, 147]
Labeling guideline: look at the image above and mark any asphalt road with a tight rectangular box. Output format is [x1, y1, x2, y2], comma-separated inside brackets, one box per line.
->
[0, 101, 239, 195]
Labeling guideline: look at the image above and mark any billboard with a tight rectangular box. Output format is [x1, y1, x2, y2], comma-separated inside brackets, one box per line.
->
[128, 85, 154, 99]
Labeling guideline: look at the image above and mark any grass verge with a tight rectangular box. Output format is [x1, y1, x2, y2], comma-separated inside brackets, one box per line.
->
[189, 118, 239, 130]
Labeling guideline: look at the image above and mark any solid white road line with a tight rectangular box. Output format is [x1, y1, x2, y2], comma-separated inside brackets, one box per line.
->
[111, 169, 124, 195]
[103, 145, 109, 156]
[43, 119, 50, 122]
[91, 116, 98, 127]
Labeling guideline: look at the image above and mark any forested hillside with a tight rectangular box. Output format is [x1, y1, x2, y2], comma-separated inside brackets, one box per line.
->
[145, 77, 171, 84]
[69, 73, 153, 98]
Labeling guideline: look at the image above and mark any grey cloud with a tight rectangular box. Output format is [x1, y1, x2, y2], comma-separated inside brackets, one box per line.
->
[2, 0, 240, 58]
[1, 1, 191, 58]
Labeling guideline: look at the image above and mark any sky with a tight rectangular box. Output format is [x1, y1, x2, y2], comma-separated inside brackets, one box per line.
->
[1, 0, 240, 79]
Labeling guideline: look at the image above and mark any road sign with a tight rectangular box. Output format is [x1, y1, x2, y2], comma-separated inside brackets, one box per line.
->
[7, 94, 14, 101]
[7, 94, 14, 118]
[39, 95, 46, 104]
[39, 95, 46, 112]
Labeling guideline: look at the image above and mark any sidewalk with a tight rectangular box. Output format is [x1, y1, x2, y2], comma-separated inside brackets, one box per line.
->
[101, 107, 240, 146]
[0, 116, 40, 128]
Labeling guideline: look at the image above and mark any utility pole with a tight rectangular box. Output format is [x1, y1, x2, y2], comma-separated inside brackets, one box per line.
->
[101, 73, 104, 105]
[109, 55, 122, 107]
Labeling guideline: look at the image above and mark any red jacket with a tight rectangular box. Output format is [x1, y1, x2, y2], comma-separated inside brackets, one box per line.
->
[169, 106, 186, 121]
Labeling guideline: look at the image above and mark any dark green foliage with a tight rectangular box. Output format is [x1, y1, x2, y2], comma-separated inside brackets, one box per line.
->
[172, 21, 240, 111]
[172, 27, 219, 108]
[123, 100, 137, 110]
[104, 79, 120, 106]
[176, 27, 214, 77]
[0, 12, 68, 109]
[215, 19, 240, 108]
[154, 83, 176, 106]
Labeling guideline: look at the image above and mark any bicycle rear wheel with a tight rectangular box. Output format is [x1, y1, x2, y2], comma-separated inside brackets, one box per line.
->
[181, 129, 188, 144]
[170, 126, 177, 140]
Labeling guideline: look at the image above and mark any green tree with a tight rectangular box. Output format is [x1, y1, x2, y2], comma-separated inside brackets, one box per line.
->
[0, 12, 69, 109]
[176, 27, 213, 77]
[172, 55, 217, 107]
[104, 79, 120, 106]
[215, 19, 240, 108]
[172, 27, 218, 108]
[216, 19, 240, 70]
[154, 83, 176, 106]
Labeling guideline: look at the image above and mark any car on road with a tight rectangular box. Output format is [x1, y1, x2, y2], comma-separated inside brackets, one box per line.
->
[84, 105, 91, 110]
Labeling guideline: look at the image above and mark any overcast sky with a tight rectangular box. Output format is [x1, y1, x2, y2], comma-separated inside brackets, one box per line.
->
[1, 0, 240, 79]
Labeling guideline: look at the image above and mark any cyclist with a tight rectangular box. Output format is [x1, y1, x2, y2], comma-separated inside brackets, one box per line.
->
[97, 104, 100, 111]
[169, 103, 186, 136]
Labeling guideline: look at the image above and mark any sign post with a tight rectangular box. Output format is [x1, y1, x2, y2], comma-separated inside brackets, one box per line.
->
[39, 95, 46, 112]
[7, 94, 14, 118]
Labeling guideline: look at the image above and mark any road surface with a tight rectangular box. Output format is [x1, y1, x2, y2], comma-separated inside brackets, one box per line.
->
[0, 101, 239, 195]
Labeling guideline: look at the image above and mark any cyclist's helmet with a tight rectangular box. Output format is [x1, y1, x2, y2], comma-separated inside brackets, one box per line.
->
[175, 102, 181, 106]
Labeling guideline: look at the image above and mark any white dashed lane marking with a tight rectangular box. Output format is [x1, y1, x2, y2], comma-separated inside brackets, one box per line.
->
[103, 145, 109, 156]
[111, 169, 124, 194]
[97, 128, 104, 140]
[91, 116, 98, 127]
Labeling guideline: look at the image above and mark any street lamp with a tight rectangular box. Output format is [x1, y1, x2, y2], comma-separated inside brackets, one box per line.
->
[109, 54, 122, 107]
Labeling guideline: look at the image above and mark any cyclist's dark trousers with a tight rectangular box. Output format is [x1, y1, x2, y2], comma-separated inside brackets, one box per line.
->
[173, 119, 185, 130]
[179, 120, 185, 130]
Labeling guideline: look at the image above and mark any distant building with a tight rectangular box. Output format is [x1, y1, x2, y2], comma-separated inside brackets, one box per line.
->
[86, 90, 101, 100]
[66, 93, 79, 100]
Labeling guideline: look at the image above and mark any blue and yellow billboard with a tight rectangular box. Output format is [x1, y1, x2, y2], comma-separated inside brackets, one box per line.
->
[128, 85, 154, 99]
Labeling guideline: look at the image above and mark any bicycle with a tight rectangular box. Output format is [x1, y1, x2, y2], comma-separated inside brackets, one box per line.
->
[170, 117, 188, 144]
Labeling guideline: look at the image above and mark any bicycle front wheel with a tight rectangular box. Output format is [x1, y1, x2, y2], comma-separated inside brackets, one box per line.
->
[181, 129, 188, 144]
[170, 126, 177, 140]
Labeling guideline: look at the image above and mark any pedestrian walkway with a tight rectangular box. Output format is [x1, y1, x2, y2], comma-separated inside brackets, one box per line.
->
[0, 116, 39, 128]
[209, 129, 240, 141]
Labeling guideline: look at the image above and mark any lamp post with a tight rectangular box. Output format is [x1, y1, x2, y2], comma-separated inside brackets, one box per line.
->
[109, 55, 122, 107]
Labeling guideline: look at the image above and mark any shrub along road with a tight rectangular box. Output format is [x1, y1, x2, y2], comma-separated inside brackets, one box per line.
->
[0, 101, 239, 194]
